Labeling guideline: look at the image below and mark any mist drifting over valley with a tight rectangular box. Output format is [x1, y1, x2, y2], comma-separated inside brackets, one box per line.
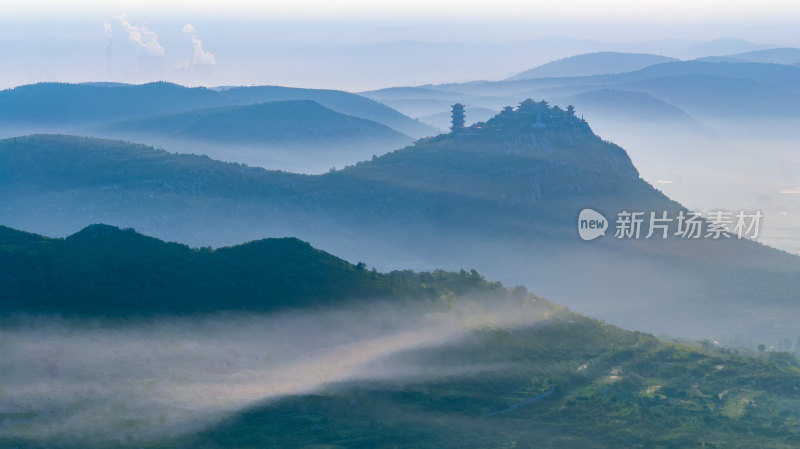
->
[0, 296, 555, 443]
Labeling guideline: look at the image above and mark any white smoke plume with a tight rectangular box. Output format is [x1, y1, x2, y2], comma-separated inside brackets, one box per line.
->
[118, 15, 164, 56]
[103, 23, 112, 39]
[182, 23, 215, 65]
[191, 37, 216, 65]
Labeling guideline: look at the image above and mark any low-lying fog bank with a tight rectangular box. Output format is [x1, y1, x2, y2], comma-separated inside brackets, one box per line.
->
[0, 295, 556, 444]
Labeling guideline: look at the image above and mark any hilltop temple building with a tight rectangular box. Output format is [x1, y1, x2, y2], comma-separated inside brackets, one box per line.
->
[449, 99, 583, 135]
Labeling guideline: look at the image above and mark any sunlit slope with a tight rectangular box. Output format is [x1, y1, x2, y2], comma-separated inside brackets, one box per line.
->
[6, 303, 800, 448]
[167, 316, 800, 449]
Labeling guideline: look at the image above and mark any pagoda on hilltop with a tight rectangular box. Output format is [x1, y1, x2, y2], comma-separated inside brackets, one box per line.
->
[450, 103, 465, 133]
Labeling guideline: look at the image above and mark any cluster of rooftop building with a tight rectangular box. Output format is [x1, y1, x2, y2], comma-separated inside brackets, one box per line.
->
[450, 99, 583, 134]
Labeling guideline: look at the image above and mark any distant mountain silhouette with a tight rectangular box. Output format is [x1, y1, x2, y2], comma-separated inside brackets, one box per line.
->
[420, 61, 800, 120]
[557, 89, 714, 136]
[358, 86, 496, 118]
[0, 82, 228, 132]
[693, 56, 750, 63]
[360, 86, 467, 101]
[362, 86, 562, 119]
[508, 52, 678, 80]
[435, 60, 799, 94]
[362, 61, 800, 146]
[614, 61, 800, 91]
[218, 85, 438, 138]
[722, 47, 800, 65]
[0, 82, 437, 139]
[618, 74, 800, 117]
[683, 37, 777, 59]
[3, 102, 799, 343]
[91, 100, 413, 173]
[561, 89, 695, 120]
[370, 98, 462, 119]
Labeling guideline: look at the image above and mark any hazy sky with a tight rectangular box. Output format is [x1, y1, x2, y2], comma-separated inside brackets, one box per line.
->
[4, 0, 800, 22]
[1, 0, 798, 90]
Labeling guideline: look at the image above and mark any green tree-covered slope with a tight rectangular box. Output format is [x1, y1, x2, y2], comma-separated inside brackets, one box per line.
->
[0, 224, 504, 317]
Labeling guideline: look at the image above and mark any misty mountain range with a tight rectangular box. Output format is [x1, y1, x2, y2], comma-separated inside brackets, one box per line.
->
[358, 55, 800, 210]
[697, 47, 800, 65]
[0, 82, 439, 172]
[4, 42, 800, 449]
[1, 49, 799, 356]
[358, 53, 800, 146]
[371, 60, 800, 122]
[6, 54, 798, 151]
[91, 100, 413, 173]
[0, 82, 436, 139]
[507, 51, 680, 80]
[360, 54, 800, 257]
[2, 100, 799, 345]
[4, 55, 800, 342]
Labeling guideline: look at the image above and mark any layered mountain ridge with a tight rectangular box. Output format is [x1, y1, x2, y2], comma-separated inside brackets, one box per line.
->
[1, 102, 798, 343]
